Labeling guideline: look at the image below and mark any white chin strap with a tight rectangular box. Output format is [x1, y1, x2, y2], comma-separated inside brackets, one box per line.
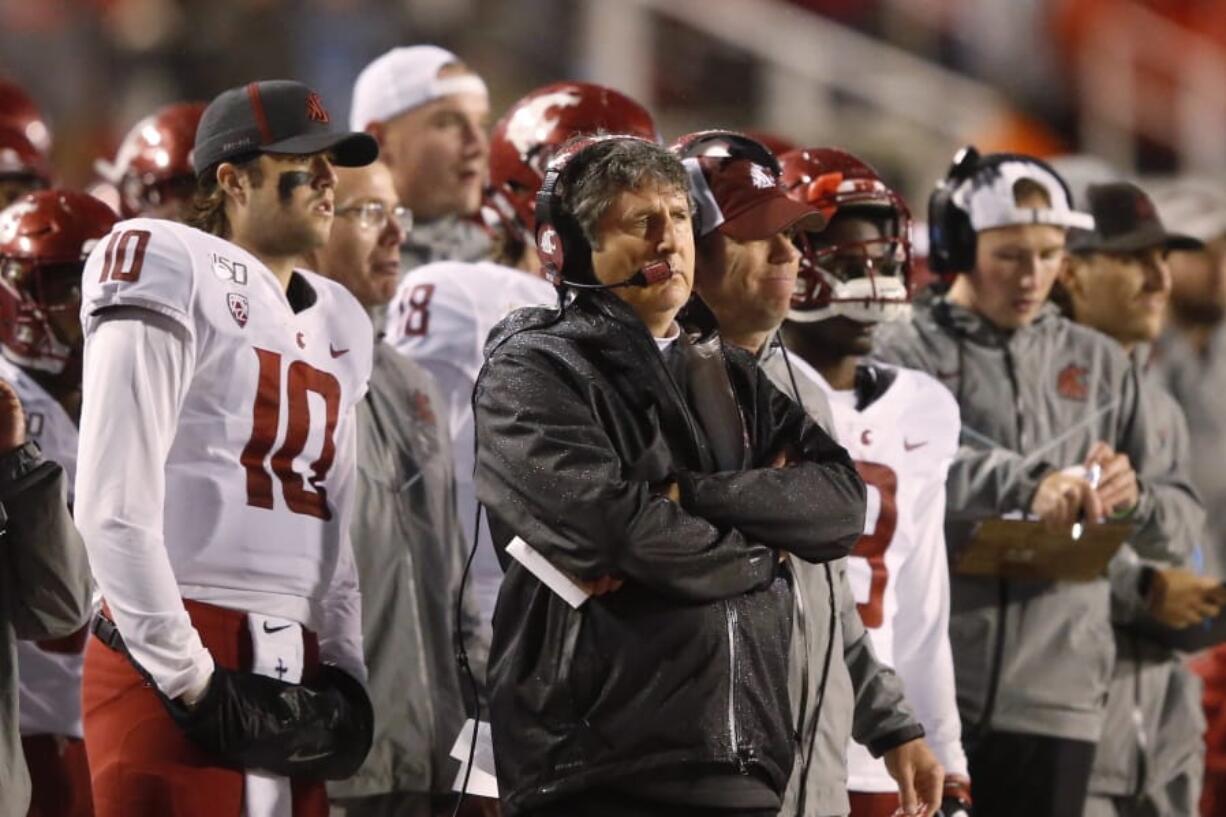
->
[788, 275, 911, 324]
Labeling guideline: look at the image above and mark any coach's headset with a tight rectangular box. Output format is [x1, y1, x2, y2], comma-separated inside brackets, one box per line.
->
[927, 145, 1080, 277]
[534, 133, 675, 290]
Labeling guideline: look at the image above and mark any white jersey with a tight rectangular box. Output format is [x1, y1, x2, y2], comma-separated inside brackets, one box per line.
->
[0, 356, 87, 738]
[76, 218, 372, 697]
[797, 356, 969, 788]
[383, 260, 556, 629]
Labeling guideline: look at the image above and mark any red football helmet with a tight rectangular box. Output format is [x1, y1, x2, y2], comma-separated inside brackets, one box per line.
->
[0, 190, 116, 377]
[0, 78, 51, 157]
[486, 82, 657, 245]
[779, 147, 912, 324]
[95, 101, 205, 219]
[0, 126, 51, 207]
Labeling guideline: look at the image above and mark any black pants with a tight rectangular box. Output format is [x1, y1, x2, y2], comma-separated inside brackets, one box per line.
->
[968, 730, 1097, 817]
[526, 791, 778, 817]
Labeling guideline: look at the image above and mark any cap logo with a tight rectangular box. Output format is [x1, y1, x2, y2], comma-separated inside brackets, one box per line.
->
[305, 92, 330, 124]
[1134, 194, 1155, 221]
[749, 163, 776, 190]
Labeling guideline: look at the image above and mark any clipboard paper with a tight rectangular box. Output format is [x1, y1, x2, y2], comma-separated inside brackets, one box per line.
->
[955, 518, 1132, 582]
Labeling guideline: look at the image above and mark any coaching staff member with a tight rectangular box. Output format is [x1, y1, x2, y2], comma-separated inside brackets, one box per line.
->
[472, 134, 866, 817]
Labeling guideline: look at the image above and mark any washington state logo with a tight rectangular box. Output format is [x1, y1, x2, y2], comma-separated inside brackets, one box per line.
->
[227, 292, 249, 328]
[749, 163, 776, 190]
[305, 92, 330, 124]
[1056, 363, 1088, 401]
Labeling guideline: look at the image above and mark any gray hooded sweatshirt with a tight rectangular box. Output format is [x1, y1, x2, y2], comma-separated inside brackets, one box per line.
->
[873, 297, 1193, 744]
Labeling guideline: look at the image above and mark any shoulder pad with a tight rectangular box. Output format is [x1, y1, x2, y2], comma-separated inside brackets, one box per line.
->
[81, 218, 201, 335]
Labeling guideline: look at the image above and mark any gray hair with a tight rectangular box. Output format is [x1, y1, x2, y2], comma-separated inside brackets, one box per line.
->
[559, 137, 689, 248]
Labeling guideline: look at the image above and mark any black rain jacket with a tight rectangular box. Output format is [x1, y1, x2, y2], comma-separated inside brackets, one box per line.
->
[473, 290, 866, 815]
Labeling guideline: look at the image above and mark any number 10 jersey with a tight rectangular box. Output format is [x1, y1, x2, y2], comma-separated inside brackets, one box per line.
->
[79, 218, 372, 649]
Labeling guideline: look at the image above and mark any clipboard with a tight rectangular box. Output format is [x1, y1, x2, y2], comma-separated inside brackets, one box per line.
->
[955, 518, 1132, 582]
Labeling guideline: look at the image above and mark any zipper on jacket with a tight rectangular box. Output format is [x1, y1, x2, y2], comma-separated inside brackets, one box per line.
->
[976, 345, 1022, 736]
[725, 599, 744, 770]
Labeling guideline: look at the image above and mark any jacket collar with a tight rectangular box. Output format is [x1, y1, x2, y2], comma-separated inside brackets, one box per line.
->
[927, 295, 1060, 347]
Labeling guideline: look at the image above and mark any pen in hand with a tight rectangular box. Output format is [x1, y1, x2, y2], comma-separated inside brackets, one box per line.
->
[1071, 462, 1102, 541]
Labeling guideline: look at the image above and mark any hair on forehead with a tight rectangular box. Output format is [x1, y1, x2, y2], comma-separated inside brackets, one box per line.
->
[558, 136, 688, 247]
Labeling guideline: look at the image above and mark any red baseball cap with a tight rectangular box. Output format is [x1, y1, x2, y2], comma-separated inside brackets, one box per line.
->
[684, 155, 826, 241]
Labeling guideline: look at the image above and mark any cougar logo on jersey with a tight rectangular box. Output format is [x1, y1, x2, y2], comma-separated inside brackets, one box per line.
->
[212, 253, 249, 285]
[227, 292, 249, 328]
[504, 88, 582, 163]
[1057, 363, 1088, 401]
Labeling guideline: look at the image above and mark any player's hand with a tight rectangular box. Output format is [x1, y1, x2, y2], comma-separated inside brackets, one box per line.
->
[937, 775, 973, 816]
[1083, 442, 1139, 516]
[884, 738, 944, 817]
[1030, 471, 1103, 533]
[0, 379, 25, 454]
[1148, 568, 1226, 628]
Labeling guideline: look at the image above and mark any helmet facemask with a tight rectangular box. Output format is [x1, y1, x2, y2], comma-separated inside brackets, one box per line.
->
[789, 206, 912, 324]
[0, 255, 83, 375]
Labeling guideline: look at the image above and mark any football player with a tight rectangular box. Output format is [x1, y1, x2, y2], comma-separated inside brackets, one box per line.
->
[0, 189, 116, 817]
[384, 81, 657, 637]
[94, 101, 205, 221]
[777, 147, 972, 817]
[0, 78, 52, 209]
[75, 80, 378, 817]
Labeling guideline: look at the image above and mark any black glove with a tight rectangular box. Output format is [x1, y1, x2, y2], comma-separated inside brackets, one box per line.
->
[937, 776, 973, 817]
[161, 663, 373, 780]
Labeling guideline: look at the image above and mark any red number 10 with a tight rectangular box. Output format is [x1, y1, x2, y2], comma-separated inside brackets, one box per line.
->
[852, 461, 898, 629]
[240, 347, 341, 520]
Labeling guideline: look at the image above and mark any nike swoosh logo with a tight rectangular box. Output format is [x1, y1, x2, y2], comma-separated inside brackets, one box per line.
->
[330, 344, 349, 358]
[903, 439, 928, 451]
[263, 622, 292, 634]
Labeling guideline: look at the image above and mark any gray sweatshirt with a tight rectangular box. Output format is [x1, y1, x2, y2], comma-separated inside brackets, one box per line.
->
[0, 446, 93, 817]
[873, 298, 1192, 743]
[1091, 359, 1207, 804]
[328, 344, 488, 801]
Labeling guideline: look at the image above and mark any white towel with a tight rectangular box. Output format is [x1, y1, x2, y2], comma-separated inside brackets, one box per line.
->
[243, 613, 304, 817]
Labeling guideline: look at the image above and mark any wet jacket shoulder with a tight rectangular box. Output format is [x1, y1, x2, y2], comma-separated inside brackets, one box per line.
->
[473, 291, 864, 814]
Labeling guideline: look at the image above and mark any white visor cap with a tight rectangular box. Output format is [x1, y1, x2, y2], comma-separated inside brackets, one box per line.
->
[349, 45, 488, 132]
[952, 158, 1095, 232]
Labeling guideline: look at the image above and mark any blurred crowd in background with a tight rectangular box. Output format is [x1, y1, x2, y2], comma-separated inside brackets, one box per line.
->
[7, 0, 1226, 200]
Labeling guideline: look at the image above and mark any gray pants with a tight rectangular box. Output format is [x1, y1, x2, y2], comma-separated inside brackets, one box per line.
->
[1083, 757, 1201, 817]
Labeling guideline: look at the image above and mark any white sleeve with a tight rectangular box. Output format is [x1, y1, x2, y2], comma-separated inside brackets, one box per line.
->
[384, 274, 481, 440]
[317, 407, 366, 684]
[74, 308, 214, 699]
[891, 427, 968, 778]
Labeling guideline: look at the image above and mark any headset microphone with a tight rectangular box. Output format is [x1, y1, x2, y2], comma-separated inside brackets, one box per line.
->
[562, 260, 674, 291]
